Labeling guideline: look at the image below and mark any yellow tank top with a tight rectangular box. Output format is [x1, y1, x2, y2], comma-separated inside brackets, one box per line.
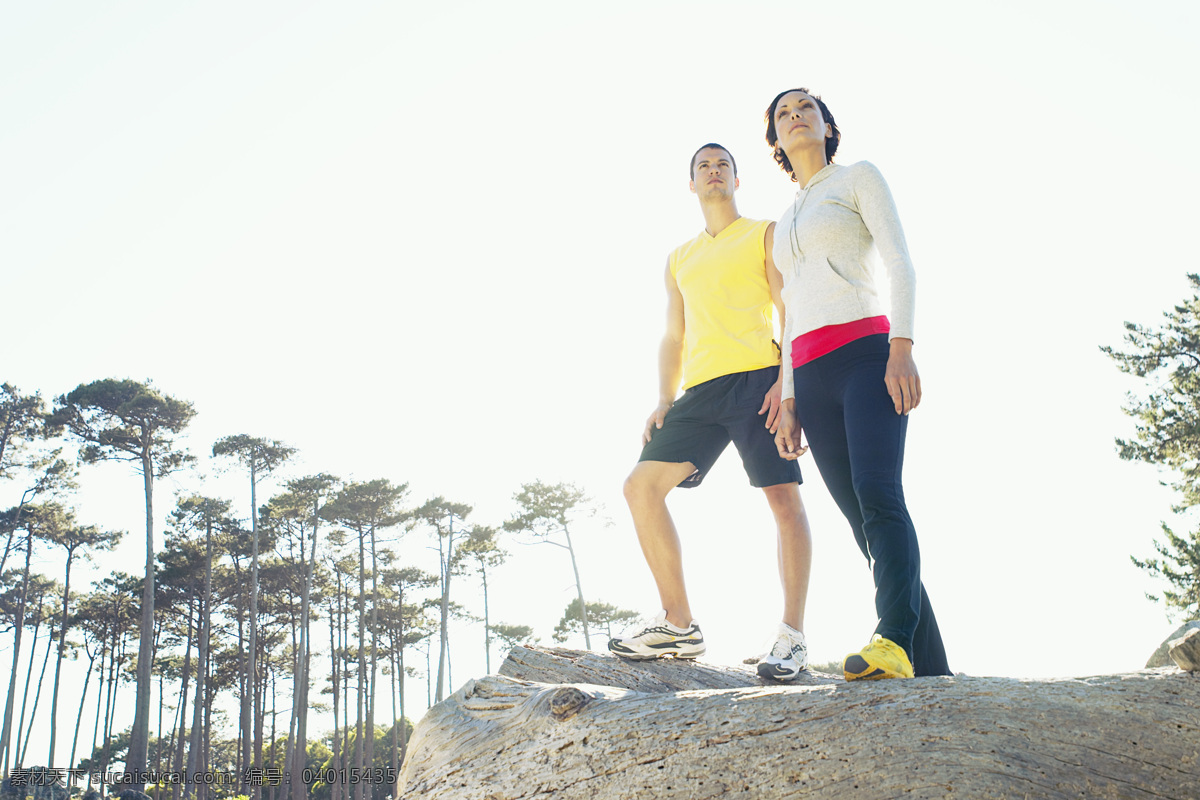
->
[669, 217, 780, 390]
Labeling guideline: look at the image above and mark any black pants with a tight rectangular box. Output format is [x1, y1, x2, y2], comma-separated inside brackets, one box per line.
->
[793, 334, 950, 676]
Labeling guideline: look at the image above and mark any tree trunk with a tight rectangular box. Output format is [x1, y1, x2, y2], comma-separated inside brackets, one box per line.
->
[435, 524, 452, 704]
[355, 530, 366, 800]
[69, 645, 98, 771]
[47, 548, 75, 767]
[168, 681, 186, 778]
[203, 651, 214, 800]
[397, 654, 1200, 800]
[282, 572, 299, 800]
[18, 619, 53, 766]
[100, 625, 122, 788]
[255, 635, 266, 797]
[481, 569, 490, 675]
[367, 528, 379, 800]
[498, 645, 832, 691]
[125, 453, 156, 783]
[283, 613, 298, 800]
[156, 667, 164, 775]
[172, 601, 195, 800]
[85, 636, 108, 794]
[245, 460, 259, 800]
[561, 528, 590, 649]
[14, 597, 45, 769]
[86, 636, 109, 790]
[399, 640, 408, 776]
[329, 578, 342, 800]
[234, 564, 246, 782]
[0, 535, 33, 777]
[389, 630, 399, 800]
[184, 513, 213, 800]
[269, 671, 277, 800]
[291, 504, 319, 800]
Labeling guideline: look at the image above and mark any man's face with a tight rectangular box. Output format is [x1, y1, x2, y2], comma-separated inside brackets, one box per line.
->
[689, 147, 738, 200]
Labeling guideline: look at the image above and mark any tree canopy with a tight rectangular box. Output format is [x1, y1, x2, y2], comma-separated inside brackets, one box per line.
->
[51, 379, 196, 476]
[1104, 274, 1200, 622]
[0, 384, 46, 481]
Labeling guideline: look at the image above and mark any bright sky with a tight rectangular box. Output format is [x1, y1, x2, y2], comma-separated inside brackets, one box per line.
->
[3, 0, 1199, 769]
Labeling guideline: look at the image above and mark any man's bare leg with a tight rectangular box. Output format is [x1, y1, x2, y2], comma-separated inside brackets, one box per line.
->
[623, 460, 701, 628]
[762, 482, 812, 631]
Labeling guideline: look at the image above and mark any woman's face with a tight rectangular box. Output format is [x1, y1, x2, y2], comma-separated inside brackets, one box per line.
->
[772, 91, 830, 154]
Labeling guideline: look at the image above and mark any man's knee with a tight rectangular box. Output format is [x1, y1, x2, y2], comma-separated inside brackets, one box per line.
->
[624, 461, 691, 507]
[622, 470, 655, 507]
[761, 482, 804, 517]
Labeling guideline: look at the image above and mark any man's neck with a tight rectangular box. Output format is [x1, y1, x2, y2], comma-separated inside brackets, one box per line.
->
[700, 199, 741, 237]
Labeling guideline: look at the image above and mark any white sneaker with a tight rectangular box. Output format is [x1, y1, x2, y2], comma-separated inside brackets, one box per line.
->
[756, 623, 808, 680]
[607, 611, 705, 660]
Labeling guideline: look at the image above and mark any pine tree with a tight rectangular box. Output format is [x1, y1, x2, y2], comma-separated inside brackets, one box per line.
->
[1130, 522, 1200, 622]
[50, 379, 195, 783]
[1103, 273, 1200, 621]
[453, 527, 507, 673]
[408, 499, 471, 703]
[552, 599, 640, 644]
[504, 482, 599, 648]
[211, 434, 295, 798]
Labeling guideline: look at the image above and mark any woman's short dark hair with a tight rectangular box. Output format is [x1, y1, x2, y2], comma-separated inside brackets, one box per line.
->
[764, 88, 840, 181]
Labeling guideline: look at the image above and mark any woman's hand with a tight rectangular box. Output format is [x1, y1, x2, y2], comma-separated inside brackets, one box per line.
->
[884, 338, 922, 415]
[774, 399, 808, 460]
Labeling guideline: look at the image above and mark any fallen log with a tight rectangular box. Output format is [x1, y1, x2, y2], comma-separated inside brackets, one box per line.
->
[398, 661, 1199, 799]
[498, 645, 841, 690]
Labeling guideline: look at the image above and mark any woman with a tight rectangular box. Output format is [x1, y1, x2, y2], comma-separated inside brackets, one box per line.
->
[765, 88, 950, 679]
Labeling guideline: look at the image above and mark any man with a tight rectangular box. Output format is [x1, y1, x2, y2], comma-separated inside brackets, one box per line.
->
[607, 144, 814, 680]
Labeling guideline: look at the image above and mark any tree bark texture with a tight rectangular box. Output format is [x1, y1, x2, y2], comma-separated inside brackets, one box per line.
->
[499, 645, 840, 692]
[398, 648, 1199, 800]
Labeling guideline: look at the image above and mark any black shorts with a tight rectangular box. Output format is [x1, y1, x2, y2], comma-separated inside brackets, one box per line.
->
[638, 366, 803, 489]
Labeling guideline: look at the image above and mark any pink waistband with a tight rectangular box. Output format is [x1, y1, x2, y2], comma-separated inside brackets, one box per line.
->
[792, 316, 891, 367]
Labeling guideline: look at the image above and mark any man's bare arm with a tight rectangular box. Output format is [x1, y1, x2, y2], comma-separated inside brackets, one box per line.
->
[644, 258, 685, 444]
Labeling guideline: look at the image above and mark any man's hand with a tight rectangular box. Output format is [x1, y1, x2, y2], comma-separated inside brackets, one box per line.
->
[773, 399, 809, 460]
[643, 400, 674, 445]
[758, 376, 784, 433]
[884, 338, 922, 415]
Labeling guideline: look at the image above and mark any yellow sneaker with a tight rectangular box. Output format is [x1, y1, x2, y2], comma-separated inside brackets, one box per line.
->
[843, 635, 914, 681]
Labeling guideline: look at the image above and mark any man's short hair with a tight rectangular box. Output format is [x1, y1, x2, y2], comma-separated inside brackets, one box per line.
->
[689, 143, 737, 180]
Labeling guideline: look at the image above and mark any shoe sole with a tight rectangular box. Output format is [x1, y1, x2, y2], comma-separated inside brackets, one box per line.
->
[608, 640, 706, 660]
[843, 654, 912, 681]
[757, 660, 806, 681]
[611, 650, 705, 661]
